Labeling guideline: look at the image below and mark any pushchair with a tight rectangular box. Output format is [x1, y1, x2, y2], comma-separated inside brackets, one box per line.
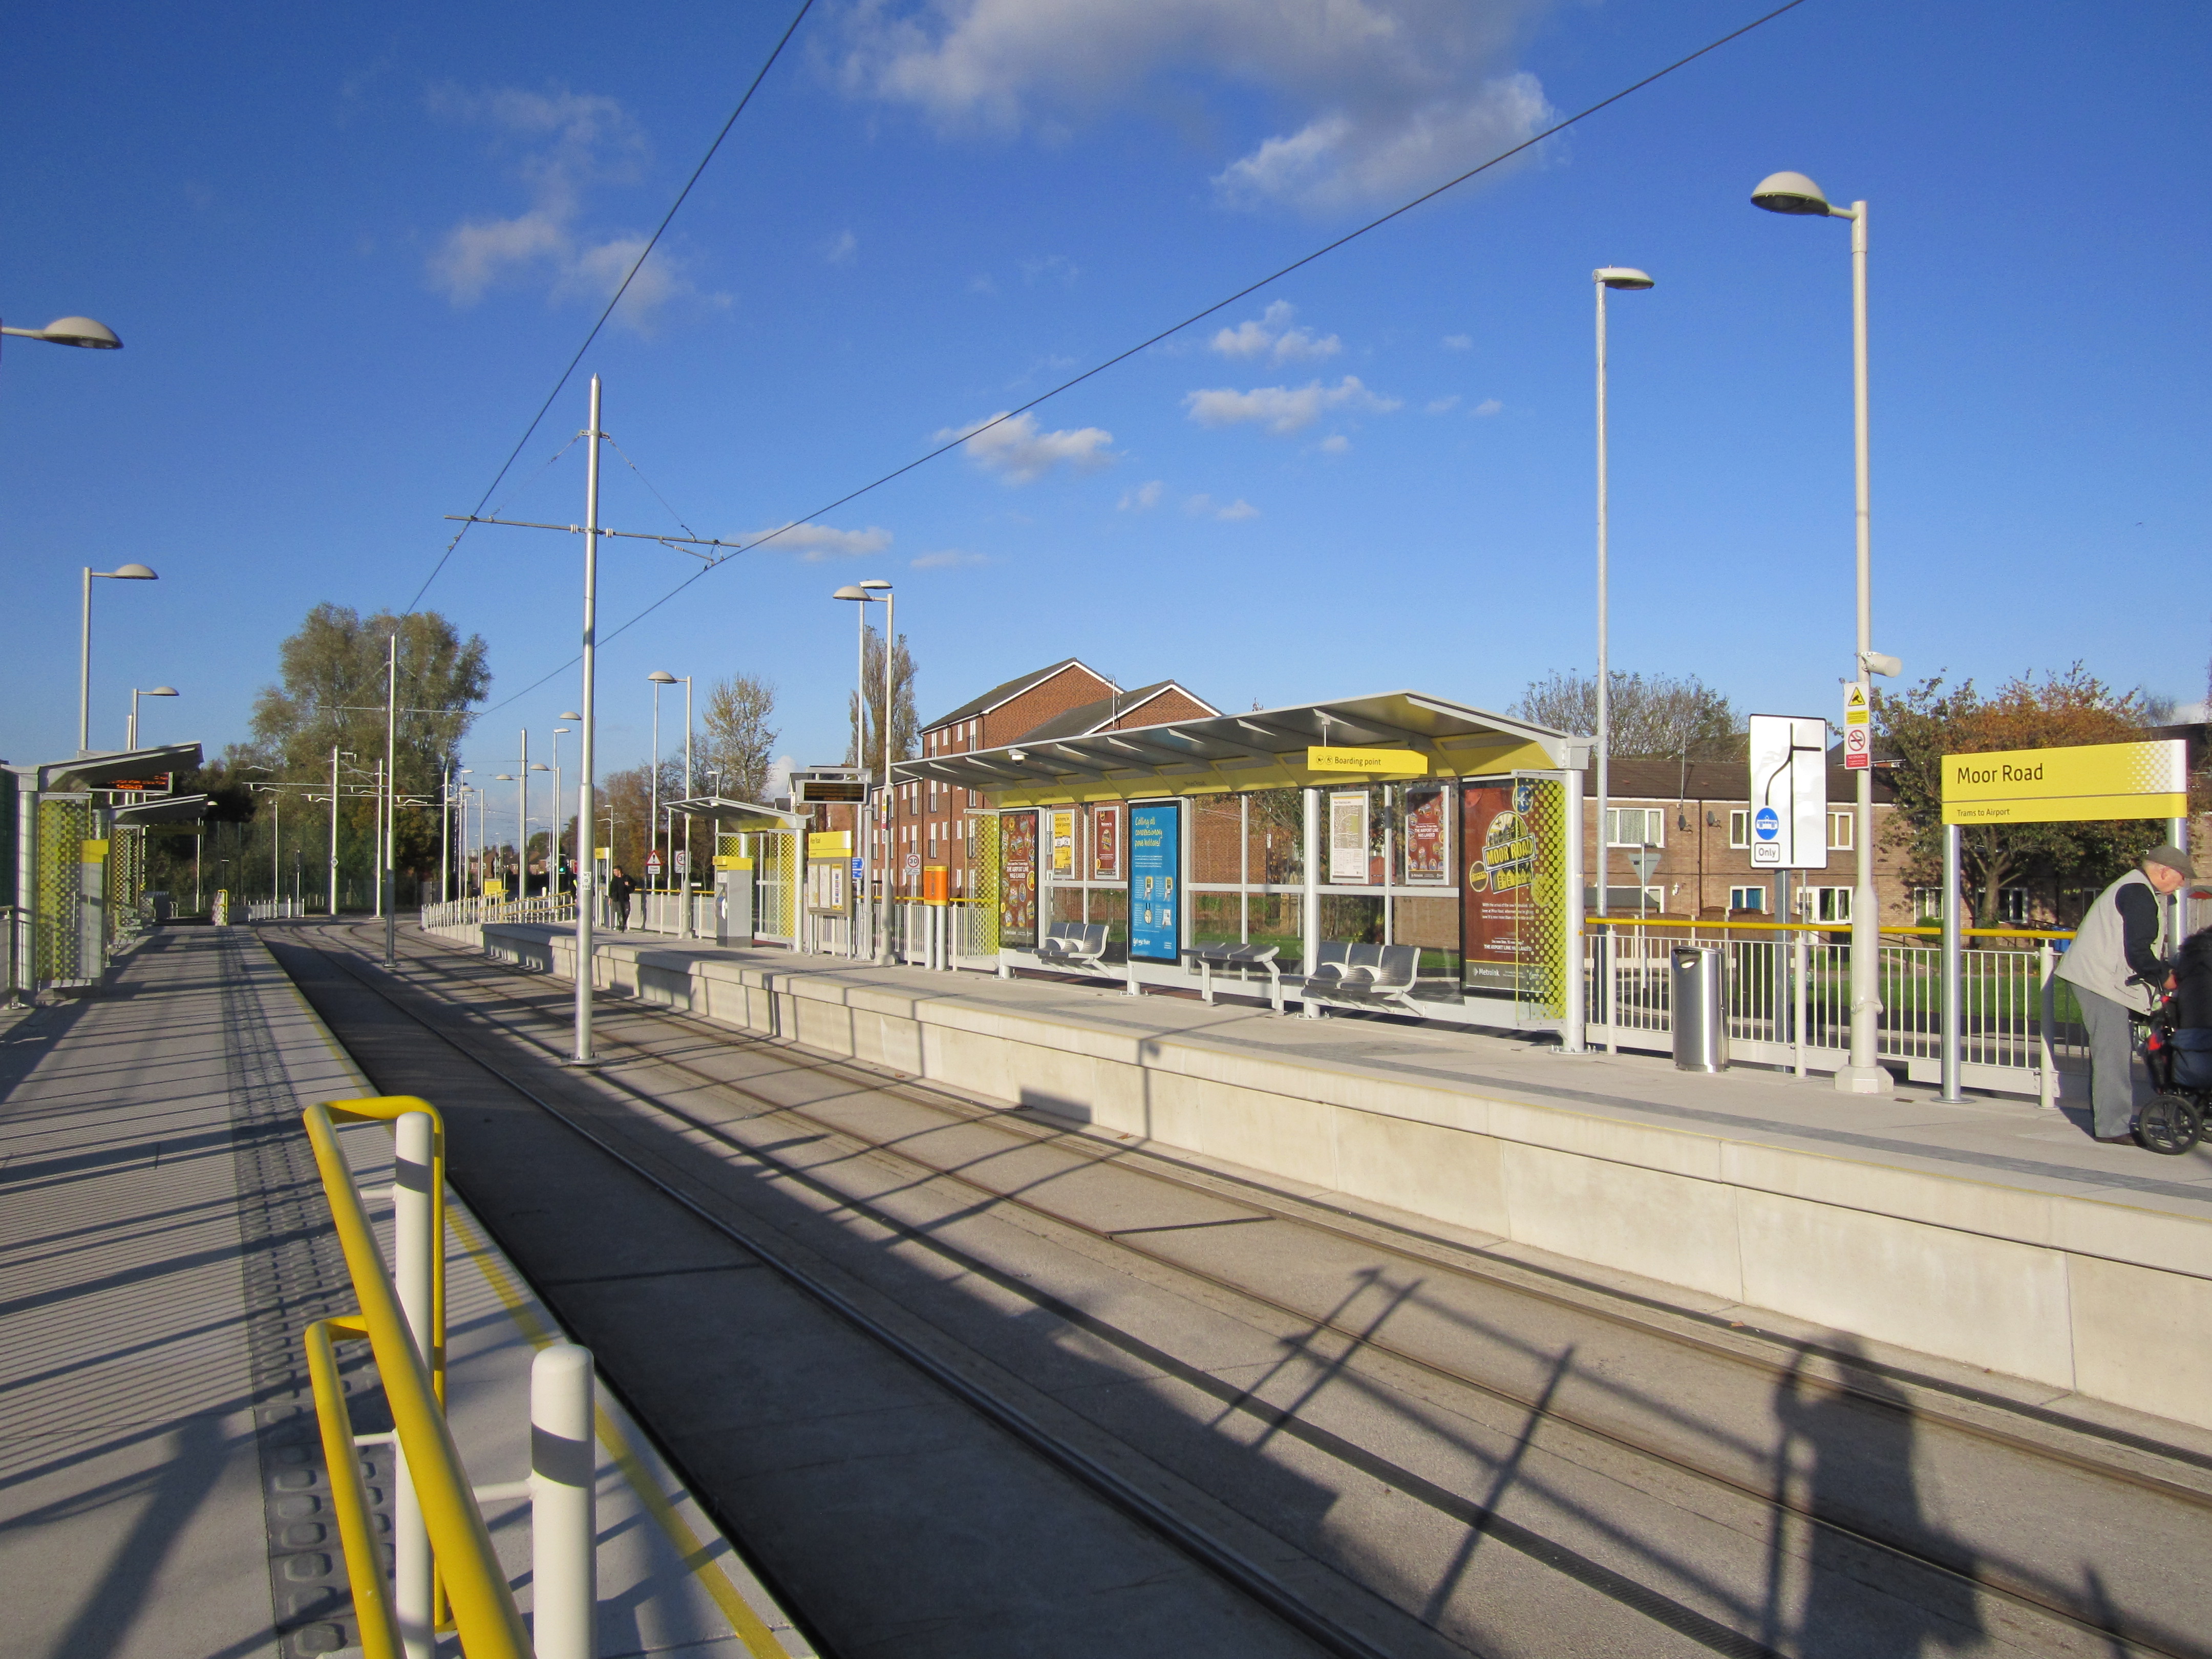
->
[2134, 978, 2212, 1155]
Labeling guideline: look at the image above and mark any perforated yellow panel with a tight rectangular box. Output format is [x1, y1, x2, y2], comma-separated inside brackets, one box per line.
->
[967, 813, 999, 955]
[761, 832, 798, 940]
[1513, 776, 1569, 1020]
[36, 797, 92, 983]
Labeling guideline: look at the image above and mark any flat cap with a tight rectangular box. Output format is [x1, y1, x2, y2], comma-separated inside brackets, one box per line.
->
[2143, 843, 2196, 878]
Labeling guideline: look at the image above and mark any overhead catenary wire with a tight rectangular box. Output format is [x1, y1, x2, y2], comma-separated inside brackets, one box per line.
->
[399, 0, 818, 619]
[473, 0, 1812, 717]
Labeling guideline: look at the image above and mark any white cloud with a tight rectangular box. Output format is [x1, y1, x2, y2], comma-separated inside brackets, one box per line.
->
[826, 228, 858, 264]
[1184, 493, 1260, 520]
[1424, 394, 1460, 415]
[937, 410, 1116, 483]
[1441, 333, 1473, 350]
[1472, 397, 1503, 417]
[1318, 434, 1350, 454]
[837, 1, 1555, 212]
[912, 548, 990, 568]
[1183, 374, 1400, 436]
[1209, 299, 1340, 363]
[746, 521, 895, 560]
[1021, 252, 1080, 286]
[426, 82, 714, 329]
[1119, 480, 1164, 511]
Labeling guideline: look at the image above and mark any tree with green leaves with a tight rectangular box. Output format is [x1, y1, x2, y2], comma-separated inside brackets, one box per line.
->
[240, 604, 490, 906]
[1878, 664, 2165, 928]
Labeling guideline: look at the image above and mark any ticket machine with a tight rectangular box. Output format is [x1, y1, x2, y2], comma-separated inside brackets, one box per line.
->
[715, 856, 754, 946]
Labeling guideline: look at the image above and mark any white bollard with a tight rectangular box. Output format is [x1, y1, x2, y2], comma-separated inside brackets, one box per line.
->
[531, 1343, 598, 1659]
[392, 1112, 437, 1659]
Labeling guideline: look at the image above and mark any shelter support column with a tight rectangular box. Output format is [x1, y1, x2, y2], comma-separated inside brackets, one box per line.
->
[1300, 787, 1319, 1017]
[1561, 768, 1585, 1053]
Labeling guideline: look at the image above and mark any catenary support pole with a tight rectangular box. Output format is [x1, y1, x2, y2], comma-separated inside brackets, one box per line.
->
[385, 634, 398, 963]
[1839, 199, 1888, 1094]
[329, 748, 341, 916]
[573, 377, 602, 1063]
[1594, 283, 1610, 926]
[878, 591, 896, 963]
[530, 1344, 597, 1659]
[1940, 822, 1964, 1102]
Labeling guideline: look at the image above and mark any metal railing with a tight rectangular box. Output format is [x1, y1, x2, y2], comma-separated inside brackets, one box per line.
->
[419, 895, 580, 930]
[302, 1095, 598, 1657]
[1584, 919, 2086, 1102]
[246, 898, 308, 921]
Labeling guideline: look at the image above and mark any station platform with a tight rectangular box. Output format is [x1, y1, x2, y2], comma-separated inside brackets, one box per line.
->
[470, 920, 2212, 1438]
[0, 924, 812, 1659]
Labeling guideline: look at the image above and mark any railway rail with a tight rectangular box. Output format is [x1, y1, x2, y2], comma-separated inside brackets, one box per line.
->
[273, 920, 2212, 1658]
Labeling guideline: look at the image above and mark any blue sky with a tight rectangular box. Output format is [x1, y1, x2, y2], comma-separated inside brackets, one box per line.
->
[3, 0, 2206, 794]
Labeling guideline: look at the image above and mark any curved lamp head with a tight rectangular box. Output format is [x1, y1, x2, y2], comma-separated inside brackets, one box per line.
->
[1593, 267, 1654, 290]
[144, 685, 179, 698]
[858, 579, 891, 592]
[1751, 171, 1834, 216]
[832, 585, 869, 601]
[38, 316, 122, 349]
[553, 726, 572, 735]
[99, 563, 158, 580]
[495, 773, 515, 781]
[528, 762, 549, 772]
[559, 711, 582, 721]
[647, 669, 677, 685]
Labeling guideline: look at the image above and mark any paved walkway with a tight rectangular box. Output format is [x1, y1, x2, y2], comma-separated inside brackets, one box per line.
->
[0, 924, 811, 1659]
[552, 927, 2212, 1225]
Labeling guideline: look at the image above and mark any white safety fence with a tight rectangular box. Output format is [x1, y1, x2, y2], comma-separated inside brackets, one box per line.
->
[419, 895, 579, 930]
[245, 899, 309, 921]
[1586, 928, 2087, 1103]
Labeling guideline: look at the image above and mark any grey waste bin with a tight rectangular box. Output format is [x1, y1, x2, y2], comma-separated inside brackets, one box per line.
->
[1670, 946, 1728, 1073]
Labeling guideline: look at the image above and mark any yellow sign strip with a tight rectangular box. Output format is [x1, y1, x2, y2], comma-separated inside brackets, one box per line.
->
[1305, 746, 1427, 776]
[1940, 738, 2187, 824]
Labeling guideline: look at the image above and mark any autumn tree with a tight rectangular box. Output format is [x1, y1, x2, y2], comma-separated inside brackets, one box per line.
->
[1514, 670, 1746, 761]
[1878, 664, 2164, 927]
[702, 674, 779, 802]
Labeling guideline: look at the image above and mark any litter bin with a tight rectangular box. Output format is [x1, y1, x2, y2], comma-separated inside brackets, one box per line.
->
[1670, 946, 1727, 1073]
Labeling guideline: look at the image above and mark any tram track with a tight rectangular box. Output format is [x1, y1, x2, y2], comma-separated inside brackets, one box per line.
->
[281, 921, 2212, 1658]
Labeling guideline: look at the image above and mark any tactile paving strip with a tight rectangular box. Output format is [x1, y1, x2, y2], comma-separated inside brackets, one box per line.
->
[222, 929, 392, 1658]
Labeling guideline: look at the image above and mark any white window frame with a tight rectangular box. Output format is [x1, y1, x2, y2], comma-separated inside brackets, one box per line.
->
[1827, 811, 1854, 852]
[1728, 885, 1767, 913]
[1805, 886, 1853, 923]
[1604, 806, 1665, 848]
[1728, 809, 1750, 850]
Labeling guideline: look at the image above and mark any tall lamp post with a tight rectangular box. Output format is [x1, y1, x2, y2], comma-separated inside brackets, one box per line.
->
[126, 684, 178, 750]
[1591, 266, 1654, 929]
[572, 377, 604, 1065]
[647, 673, 692, 933]
[552, 720, 578, 886]
[835, 580, 894, 961]
[647, 671, 678, 909]
[79, 563, 158, 753]
[1752, 169, 1899, 1097]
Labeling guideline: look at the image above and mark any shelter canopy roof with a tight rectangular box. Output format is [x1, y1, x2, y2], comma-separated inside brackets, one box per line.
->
[111, 791, 211, 825]
[662, 795, 810, 830]
[3, 742, 205, 792]
[895, 690, 1588, 806]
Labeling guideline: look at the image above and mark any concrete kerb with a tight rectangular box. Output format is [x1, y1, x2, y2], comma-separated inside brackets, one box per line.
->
[469, 921, 2212, 1431]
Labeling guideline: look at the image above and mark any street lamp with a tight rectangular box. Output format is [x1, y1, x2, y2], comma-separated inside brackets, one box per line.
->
[1, 315, 122, 349]
[647, 670, 684, 901]
[553, 717, 580, 880]
[126, 685, 178, 750]
[1751, 169, 1898, 1096]
[836, 580, 894, 961]
[79, 563, 157, 753]
[1591, 266, 1653, 927]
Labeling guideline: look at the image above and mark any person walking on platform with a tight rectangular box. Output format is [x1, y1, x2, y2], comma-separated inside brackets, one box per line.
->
[608, 865, 636, 932]
[2057, 844, 2194, 1143]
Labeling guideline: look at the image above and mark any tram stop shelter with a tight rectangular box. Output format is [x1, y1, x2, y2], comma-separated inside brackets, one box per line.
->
[4, 742, 205, 998]
[663, 795, 815, 947]
[895, 691, 1591, 1038]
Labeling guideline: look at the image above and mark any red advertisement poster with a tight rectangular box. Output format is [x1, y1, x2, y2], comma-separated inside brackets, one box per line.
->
[1092, 803, 1121, 879]
[1403, 783, 1449, 884]
[999, 810, 1038, 948]
[1461, 783, 1539, 995]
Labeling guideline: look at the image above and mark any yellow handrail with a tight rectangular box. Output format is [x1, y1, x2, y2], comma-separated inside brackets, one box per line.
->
[1586, 915, 2075, 942]
[325, 1096, 448, 1403]
[302, 1101, 532, 1659]
[304, 1314, 396, 1659]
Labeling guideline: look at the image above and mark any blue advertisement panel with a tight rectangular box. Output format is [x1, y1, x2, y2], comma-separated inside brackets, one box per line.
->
[1126, 801, 1181, 963]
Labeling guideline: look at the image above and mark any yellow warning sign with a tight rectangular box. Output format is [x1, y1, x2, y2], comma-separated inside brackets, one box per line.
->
[1843, 683, 1869, 725]
[1306, 746, 1428, 777]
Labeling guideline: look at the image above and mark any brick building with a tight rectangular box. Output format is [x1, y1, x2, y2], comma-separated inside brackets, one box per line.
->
[879, 659, 1218, 900]
[1592, 756, 1908, 924]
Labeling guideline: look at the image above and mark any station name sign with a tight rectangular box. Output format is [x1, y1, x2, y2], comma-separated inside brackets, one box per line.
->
[1306, 746, 1427, 777]
[1941, 738, 2186, 825]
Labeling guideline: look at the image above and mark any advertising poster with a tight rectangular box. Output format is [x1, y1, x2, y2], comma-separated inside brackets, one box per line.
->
[1328, 792, 1371, 885]
[1461, 783, 1539, 995]
[1092, 803, 1121, 879]
[1050, 809, 1076, 877]
[999, 810, 1038, 948]
[1127, 801, 1181, 963]
[1403, 783, 1450, 884]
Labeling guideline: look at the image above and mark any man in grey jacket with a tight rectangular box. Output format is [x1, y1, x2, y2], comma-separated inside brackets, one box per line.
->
[2056, 844, 2195, 1142]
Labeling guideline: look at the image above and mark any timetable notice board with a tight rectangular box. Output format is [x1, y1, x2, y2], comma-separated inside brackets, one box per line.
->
[1128, 802, 1181, 963]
